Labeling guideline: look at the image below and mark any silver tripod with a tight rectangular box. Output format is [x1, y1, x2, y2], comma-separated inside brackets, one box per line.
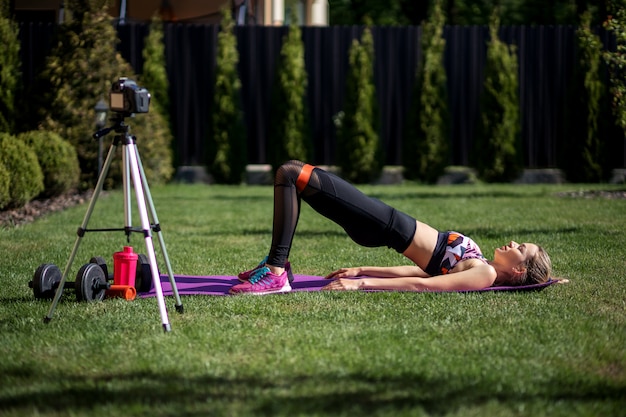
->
[44, 114, 183, 332]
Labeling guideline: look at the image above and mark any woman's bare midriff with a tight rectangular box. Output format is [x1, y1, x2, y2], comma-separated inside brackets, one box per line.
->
[402, 220, 440, 270]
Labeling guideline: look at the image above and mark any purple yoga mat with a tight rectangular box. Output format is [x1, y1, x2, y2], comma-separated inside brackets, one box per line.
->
[140, 274, 559, 297]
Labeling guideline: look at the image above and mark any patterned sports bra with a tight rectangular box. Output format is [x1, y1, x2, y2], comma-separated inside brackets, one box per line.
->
[424, 231, 489, 276]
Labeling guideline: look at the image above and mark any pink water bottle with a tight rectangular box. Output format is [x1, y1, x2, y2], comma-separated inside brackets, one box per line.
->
[113, 246, 138, 287]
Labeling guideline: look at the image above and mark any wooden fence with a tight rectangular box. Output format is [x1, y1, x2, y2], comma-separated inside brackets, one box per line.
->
[17, 22, 625, 170]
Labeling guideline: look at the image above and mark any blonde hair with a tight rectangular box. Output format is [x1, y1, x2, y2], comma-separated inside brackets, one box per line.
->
[518, 246, 552, 285]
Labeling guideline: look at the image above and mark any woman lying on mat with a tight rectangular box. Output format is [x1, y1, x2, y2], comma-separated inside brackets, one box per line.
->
[230, 160, 552, 295]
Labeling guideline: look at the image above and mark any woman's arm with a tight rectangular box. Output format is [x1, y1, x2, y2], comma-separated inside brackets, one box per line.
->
[323, 263, 497, 292]
[325, 265, 430, 279]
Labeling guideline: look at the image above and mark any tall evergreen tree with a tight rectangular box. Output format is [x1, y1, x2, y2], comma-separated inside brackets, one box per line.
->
[403, 0, 449, 183]
[142, 15, 171, 129]
[0, 6, 20, 133]
[39, 0, 173, 187]
[472, 11, 523, 182]
[562, 10, 607, 182]
[208, 7, 247, 184]
[336, 25, 382, 183]
[267, 8, 310, 172]
[0, 0, 8, 18]
[603, 4, 626, 138]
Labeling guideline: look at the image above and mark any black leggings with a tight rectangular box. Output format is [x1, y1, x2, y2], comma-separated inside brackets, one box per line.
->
[267, 160, 417, 267]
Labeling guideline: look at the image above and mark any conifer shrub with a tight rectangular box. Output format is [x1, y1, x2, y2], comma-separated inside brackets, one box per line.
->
[18, 131, 80, 197]
[0, 10, 21, 134]
[472, 12, 523, 182]
[37, 0, 173, 189]
[268, 9, 311, 172]
[0, 133, 44, 209]
[336, 26, 382, 183]
[403, 0, 449, 183]
[562, 11, 608, 182]
[209, 7, 247, 184]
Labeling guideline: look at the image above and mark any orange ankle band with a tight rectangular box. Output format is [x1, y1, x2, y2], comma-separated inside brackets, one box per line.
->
[296, 164, 315, 193]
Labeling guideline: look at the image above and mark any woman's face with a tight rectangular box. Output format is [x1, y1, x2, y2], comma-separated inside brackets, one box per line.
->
[493, 241, 539, 267]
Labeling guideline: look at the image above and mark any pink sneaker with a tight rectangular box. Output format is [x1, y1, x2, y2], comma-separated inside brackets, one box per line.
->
[230, 266, 292, 295]
[237, 256, 268, 281]
[238, 258, 294, 283]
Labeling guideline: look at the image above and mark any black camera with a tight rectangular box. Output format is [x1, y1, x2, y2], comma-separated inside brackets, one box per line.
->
[109, 77, 150, 114]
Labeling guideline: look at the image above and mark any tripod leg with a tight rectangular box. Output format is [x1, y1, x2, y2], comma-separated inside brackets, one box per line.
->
[133, 146, 183, 313]
[122, 139, 133, 239]
[126, 144, 171, 332]
[44, 141, 118, 323]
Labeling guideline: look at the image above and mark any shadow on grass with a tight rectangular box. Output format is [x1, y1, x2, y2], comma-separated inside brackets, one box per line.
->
[1, 365, 623, 416]
[365, 190, 551, 201]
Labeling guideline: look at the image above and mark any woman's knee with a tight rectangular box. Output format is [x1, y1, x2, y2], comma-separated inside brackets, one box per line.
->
[274, 160, 305, 186]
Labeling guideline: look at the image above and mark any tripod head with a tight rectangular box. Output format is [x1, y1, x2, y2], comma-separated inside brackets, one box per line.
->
[92, 112, 132, 141]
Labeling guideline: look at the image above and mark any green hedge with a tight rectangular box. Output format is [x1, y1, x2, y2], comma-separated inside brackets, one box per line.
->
[0, 161, 9, 209]
[18, 131, 80, 197]
[0, 133, 44, 209]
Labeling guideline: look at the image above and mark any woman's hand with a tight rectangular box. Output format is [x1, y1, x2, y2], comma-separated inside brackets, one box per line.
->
[324, 267, 361, 279]
[321, 278, 362, 291]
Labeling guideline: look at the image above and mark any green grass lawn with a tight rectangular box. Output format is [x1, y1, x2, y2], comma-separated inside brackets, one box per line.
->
[0, 182, 624, 416]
